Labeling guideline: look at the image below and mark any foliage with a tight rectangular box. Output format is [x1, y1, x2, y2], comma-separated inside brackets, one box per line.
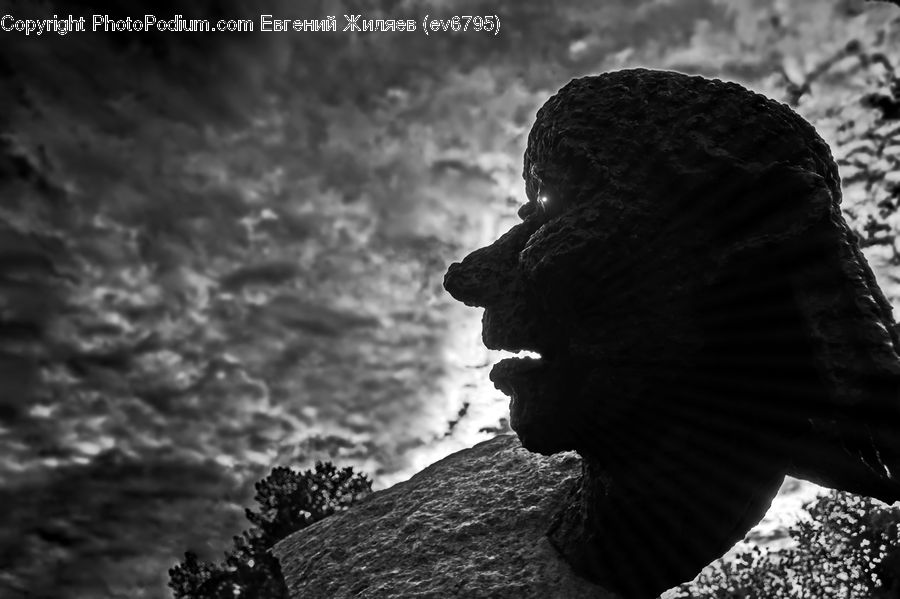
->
[672, 490, 900, 598]
[168, 462, 372, 599]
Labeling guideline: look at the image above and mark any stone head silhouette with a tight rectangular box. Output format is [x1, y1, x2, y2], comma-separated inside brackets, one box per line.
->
[444, 69, 900, 598]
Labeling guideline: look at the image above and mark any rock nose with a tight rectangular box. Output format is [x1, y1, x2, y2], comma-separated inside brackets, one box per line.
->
[443, 259, 491, 307]
[444, 220, 539, 307]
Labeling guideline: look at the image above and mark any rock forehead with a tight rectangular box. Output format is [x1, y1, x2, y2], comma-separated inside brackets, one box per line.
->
[273, 435, 619, 599]
[523, 68, 840, 206]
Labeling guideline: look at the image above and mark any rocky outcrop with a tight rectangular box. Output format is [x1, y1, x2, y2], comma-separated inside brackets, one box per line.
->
[273, 434, 619, 599]
[444, 69, 900, 598]
[274, 69, 900, 599]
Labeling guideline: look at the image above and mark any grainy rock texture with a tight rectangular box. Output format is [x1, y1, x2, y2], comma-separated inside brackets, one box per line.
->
[273, 434, 619, 599]
[444, 68, 900, 598]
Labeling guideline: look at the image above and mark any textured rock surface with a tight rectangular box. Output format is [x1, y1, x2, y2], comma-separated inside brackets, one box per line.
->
[444, 69, 900, 598]
[273, 434, 618, 599]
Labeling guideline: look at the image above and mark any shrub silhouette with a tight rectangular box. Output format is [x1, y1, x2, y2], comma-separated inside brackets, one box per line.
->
[673, 490, 900, 598]
[169, 462, 371, 599]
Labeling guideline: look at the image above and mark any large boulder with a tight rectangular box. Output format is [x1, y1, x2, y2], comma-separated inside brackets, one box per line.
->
[444, 68, 900, 597]
[273, 434, 619, 599]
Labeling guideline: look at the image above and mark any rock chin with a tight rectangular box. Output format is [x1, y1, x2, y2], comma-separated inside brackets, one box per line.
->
[272, 434, 621, 599]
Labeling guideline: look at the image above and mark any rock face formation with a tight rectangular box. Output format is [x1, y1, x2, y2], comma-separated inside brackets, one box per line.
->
[442, 69, 900, 598]
[275, 69, 900, 599]
[273, 434, 620, 599]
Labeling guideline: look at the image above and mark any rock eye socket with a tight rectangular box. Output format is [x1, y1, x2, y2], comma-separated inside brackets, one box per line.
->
[518, 191, 557, 223]
[523, 166, 561, 221]
[535, 183, 563, 220]
[533, 174, 552, 217]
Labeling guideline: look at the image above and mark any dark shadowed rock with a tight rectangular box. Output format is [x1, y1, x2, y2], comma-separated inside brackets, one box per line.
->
[444, 68, 900, 598]
[273, 434, 619, 599]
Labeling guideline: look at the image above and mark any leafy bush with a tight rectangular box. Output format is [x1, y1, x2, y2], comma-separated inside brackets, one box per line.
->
[672, 490, 900, 598]
[168, 462, 371, 599]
